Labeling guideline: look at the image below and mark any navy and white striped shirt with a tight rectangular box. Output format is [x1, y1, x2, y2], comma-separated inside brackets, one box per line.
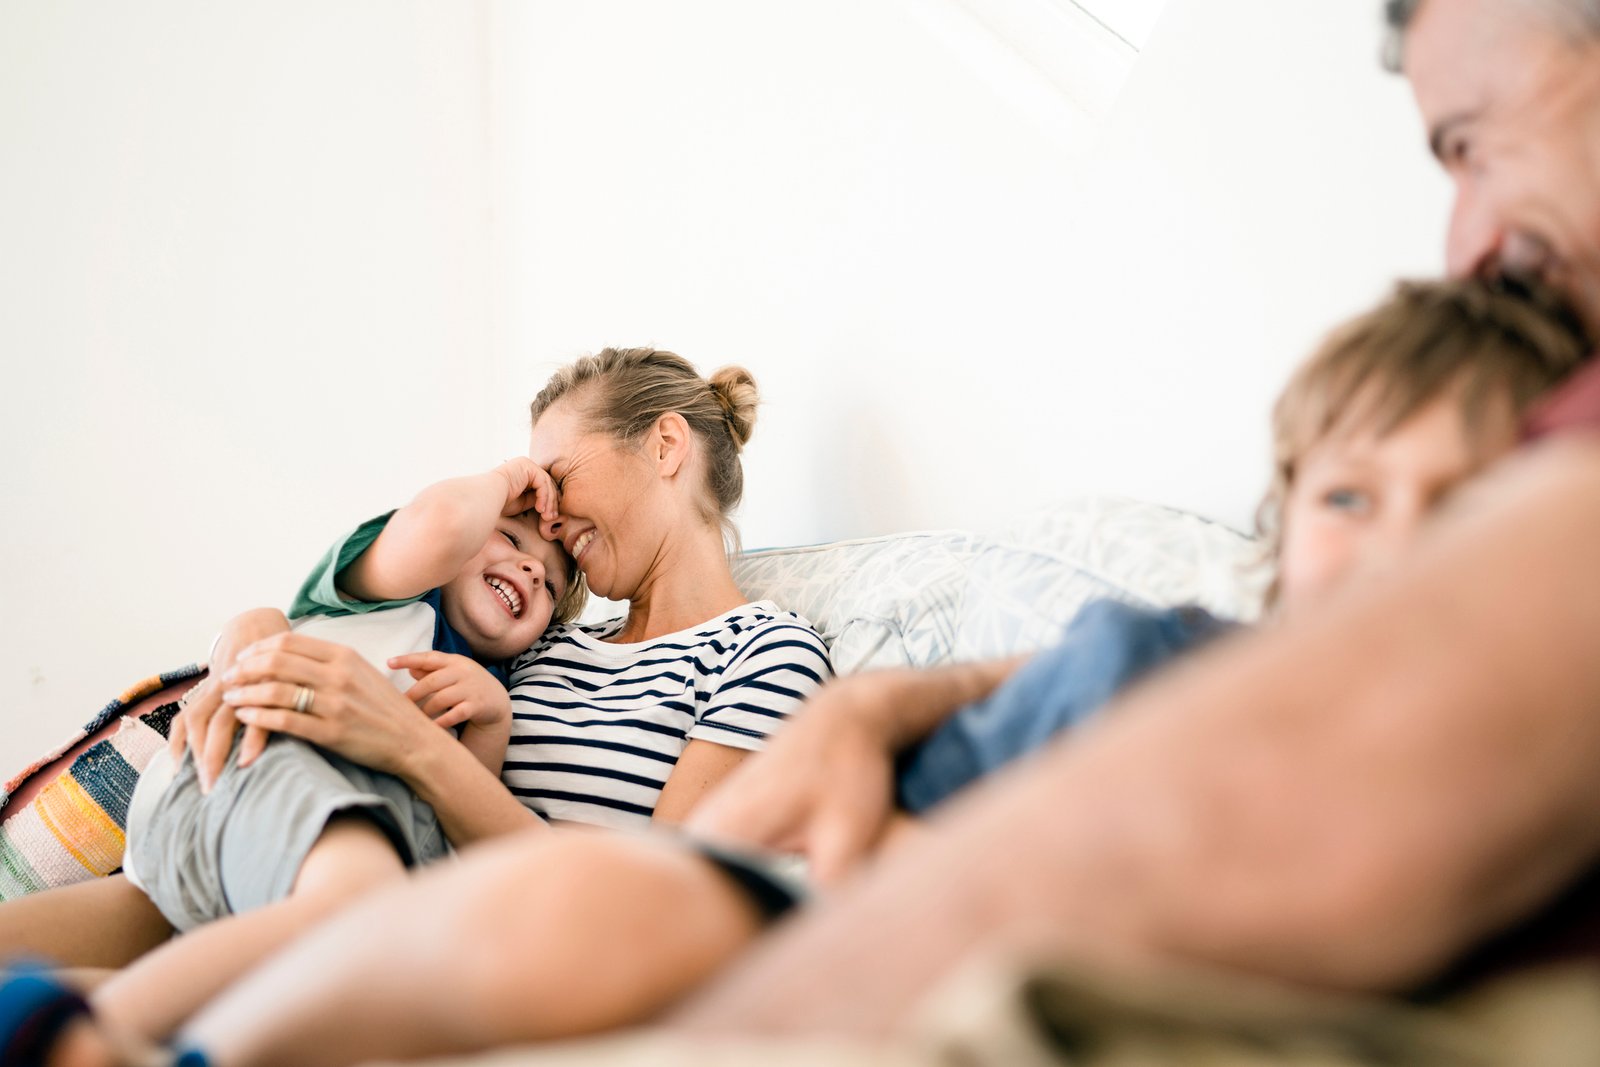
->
[503, 601, 832, 829]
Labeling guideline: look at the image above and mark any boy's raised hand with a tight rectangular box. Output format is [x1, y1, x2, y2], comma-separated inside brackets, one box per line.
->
[392, 651, 511, 731]
[494, 457, 560, 523]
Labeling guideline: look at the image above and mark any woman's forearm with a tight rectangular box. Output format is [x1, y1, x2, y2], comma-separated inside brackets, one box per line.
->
[404, 730, 546, 847]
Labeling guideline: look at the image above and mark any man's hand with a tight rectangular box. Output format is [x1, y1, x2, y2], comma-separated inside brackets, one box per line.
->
[168, 607, 291, 790]
[686, 672, 905, 886]
[392, 651, 512, 731]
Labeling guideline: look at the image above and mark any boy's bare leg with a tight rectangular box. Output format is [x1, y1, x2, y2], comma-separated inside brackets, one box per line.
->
[91, 815, 406, 1043]
[181, 830, 763, 1067]
[0, 876, 172, 969]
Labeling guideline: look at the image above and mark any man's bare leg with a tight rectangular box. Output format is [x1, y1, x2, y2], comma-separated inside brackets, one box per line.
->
[91, 815, 406, 1043]
[670, 436, 1600, 1037]
[0, 876, 172, 970]
[180, 831, 763, 1067]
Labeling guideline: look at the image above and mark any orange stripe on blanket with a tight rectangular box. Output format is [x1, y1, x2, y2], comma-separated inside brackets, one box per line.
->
[114, 674, 165, 707]
[34, 776, 124, 877]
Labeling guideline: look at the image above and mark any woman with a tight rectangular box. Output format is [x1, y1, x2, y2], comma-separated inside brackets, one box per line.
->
[0, 347, 831, 1064]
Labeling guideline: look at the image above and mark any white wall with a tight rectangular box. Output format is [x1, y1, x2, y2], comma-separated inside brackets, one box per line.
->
[489, 0, 1450, 551]
[2, 0, 1453, 776]
[0, 2, 494, 772]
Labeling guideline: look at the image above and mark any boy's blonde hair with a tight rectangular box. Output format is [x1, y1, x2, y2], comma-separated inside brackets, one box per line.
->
[1257, 278, 1591, 598]
[552, 554, 588, 625]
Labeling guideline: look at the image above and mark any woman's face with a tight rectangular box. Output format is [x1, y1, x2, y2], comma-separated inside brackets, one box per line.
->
[527, 397, 667, 601]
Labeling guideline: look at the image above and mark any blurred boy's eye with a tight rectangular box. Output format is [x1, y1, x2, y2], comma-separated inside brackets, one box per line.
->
[1322, 487, 1370, 514]
[545, 579, 559, 600]
[502, 530, 522, 549]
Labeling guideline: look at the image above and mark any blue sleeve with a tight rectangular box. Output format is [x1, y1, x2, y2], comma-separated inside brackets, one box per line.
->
[895, 599, 1235, 814]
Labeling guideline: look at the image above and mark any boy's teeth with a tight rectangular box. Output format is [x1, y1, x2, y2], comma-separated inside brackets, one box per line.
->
[487, 576, 522, 617]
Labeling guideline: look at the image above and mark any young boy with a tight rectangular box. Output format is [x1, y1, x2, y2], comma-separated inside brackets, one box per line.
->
[893, 277, 1591, 815]
[98, 456, 584, 1040]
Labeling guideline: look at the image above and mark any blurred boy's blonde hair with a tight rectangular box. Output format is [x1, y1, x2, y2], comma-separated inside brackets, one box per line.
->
[1257, 278, 1591, 603]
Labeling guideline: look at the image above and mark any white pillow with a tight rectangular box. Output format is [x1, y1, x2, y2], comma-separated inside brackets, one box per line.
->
[732, 495, 1265, 676]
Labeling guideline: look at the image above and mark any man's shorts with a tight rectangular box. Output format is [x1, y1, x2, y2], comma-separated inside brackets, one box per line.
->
[124, 736, 446, 932]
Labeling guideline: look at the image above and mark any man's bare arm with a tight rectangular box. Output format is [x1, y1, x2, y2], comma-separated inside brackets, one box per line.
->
[675, 436, 1600, 1036]
[686, 655, 1027, 883]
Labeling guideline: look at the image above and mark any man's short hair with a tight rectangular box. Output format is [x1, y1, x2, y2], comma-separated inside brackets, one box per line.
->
[1382, 0, 1600, 72]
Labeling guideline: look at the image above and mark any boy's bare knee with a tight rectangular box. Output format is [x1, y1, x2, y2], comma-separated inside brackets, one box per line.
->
[290, 814, 408, 908]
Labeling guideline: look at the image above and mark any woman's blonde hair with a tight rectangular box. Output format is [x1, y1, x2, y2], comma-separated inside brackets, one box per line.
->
[1257, 278, 1591, 603]
[529, 347, 759, 550]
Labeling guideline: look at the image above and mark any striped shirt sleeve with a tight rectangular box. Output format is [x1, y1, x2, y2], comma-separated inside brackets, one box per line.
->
[689, 620, 834, 750]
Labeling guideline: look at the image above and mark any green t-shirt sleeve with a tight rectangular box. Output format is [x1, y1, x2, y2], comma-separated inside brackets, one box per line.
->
[289, 511, 424, 620]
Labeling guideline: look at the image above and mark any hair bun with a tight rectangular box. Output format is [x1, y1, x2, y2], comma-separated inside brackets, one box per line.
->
[708, 365, 759, 449]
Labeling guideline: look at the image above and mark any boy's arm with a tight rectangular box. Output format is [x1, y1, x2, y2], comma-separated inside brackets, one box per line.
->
[340, 458, 558, 603]
[458, 721, 511, 779]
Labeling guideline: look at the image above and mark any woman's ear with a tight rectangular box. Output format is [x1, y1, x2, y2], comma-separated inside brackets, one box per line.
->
[652, 412, 693, 479]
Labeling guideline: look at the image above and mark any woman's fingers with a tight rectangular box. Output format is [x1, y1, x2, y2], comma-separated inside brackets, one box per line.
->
[167, 708, 188, 760]
[198, 702, 241, 793]
[225, 648, 328, 691]
[231, 631, 343, 671]
[238, 724, 271, 769]
[220, 681, 308, 711]
[234, 706, 330, 746]
[182, 681, 223, 766]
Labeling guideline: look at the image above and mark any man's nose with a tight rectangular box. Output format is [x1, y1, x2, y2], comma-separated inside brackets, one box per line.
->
[1445, 183, 1504, 280]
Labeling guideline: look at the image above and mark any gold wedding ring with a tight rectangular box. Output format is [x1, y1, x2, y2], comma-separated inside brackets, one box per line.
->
[293, 685, 316, 714]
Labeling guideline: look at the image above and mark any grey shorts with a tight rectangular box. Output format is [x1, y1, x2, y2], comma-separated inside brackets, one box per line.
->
[124, 736, 447, 932]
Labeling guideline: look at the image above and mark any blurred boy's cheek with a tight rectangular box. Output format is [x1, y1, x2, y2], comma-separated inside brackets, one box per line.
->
[1274, 517, 1351, 617]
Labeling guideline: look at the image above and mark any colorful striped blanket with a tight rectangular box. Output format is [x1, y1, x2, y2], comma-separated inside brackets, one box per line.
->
[0, 665, 204, 900]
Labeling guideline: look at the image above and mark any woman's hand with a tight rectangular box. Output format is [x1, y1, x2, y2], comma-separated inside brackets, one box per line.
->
[685, 672, 905, 886]
[391, 651, 511, 732]
[169, 607, 291, 791]
[217, 632, 444, 779]
[494, 456, 561, 523]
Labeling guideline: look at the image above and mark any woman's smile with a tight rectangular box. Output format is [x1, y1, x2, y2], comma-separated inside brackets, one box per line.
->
[569, 529, 597, 565]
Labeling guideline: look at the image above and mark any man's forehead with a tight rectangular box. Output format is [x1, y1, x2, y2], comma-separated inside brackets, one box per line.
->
[1405, 0, 1563, 118]
[1404, 0, 1510, 109]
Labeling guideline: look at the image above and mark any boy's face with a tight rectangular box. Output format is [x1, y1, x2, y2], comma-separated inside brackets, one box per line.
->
[1276, 389, 1520, 615]
[440, 512, 571, 659]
